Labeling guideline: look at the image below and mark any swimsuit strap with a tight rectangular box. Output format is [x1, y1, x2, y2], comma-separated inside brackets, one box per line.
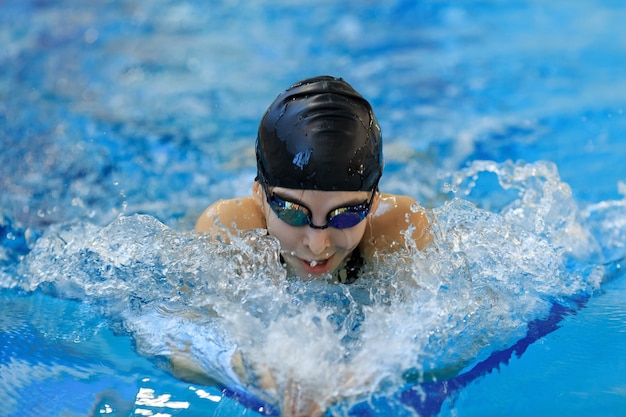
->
[338, 246, 364, 284]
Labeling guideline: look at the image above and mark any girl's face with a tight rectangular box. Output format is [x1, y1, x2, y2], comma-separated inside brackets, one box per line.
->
[254, 183, 375, 279]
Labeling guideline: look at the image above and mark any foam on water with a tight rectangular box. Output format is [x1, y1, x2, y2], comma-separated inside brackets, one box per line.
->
[9, 160, 606, 415]
[2, 0, 626, 415]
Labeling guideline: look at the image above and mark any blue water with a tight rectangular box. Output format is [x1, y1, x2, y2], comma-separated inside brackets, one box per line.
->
[2, 1, 626, 416]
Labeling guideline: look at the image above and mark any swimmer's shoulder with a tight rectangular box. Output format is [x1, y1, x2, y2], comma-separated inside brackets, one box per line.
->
[360, 193, 432, 258]
[195, 196, 266, 237]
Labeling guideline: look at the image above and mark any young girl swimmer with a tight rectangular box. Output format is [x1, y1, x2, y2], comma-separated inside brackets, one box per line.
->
[195, 76, 431, 282]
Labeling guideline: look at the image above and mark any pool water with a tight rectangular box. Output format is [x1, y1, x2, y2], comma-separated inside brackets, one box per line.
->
[2, 1, 626, 416]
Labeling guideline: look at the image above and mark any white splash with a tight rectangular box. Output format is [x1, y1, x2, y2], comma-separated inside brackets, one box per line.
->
[14, 161, 606, 416]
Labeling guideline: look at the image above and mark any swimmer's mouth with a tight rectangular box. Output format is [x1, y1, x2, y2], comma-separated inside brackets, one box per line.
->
[301, 256, 333, 274]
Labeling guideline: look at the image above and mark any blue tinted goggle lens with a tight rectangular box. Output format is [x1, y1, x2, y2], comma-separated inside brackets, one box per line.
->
[264, 186, 373, 230]
[327, 207, 368, 229]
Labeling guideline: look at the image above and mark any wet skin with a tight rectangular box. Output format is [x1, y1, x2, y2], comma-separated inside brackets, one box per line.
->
[195, 181, 431, 279]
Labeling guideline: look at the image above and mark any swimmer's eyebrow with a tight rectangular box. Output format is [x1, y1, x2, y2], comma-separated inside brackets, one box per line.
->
[332, 196, 370, 207]
[271, 191, 308, 207]
[273, 190, 369, 208]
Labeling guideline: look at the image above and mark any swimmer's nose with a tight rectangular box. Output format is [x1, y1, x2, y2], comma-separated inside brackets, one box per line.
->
[303, 228, 331, 256]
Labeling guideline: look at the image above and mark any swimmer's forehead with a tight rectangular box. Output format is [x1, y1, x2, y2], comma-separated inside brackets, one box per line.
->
[270, 187, 371, 205]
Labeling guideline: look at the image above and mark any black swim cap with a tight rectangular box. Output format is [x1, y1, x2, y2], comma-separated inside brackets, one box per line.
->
[256, 76, 383, 191]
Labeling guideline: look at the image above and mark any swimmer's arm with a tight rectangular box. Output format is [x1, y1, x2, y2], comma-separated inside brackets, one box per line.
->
[195, 196, 266, 238]
[362, 193, 432, 258]
[170, 346, 251, 387]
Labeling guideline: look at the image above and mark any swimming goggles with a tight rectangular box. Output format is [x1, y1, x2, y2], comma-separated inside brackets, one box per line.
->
[260, 180, 377, 230]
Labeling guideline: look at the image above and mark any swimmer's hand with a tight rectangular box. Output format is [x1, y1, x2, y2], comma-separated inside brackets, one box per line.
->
[170, 349, 221, 386]
[169, 345, 248, 388]
[280, 377, 324, 417]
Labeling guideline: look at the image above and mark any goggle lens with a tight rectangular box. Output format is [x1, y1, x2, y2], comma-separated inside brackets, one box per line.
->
[264, 183, 374, 230]
[327, 208, 367, 229]
[275, 202, 311, 227]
